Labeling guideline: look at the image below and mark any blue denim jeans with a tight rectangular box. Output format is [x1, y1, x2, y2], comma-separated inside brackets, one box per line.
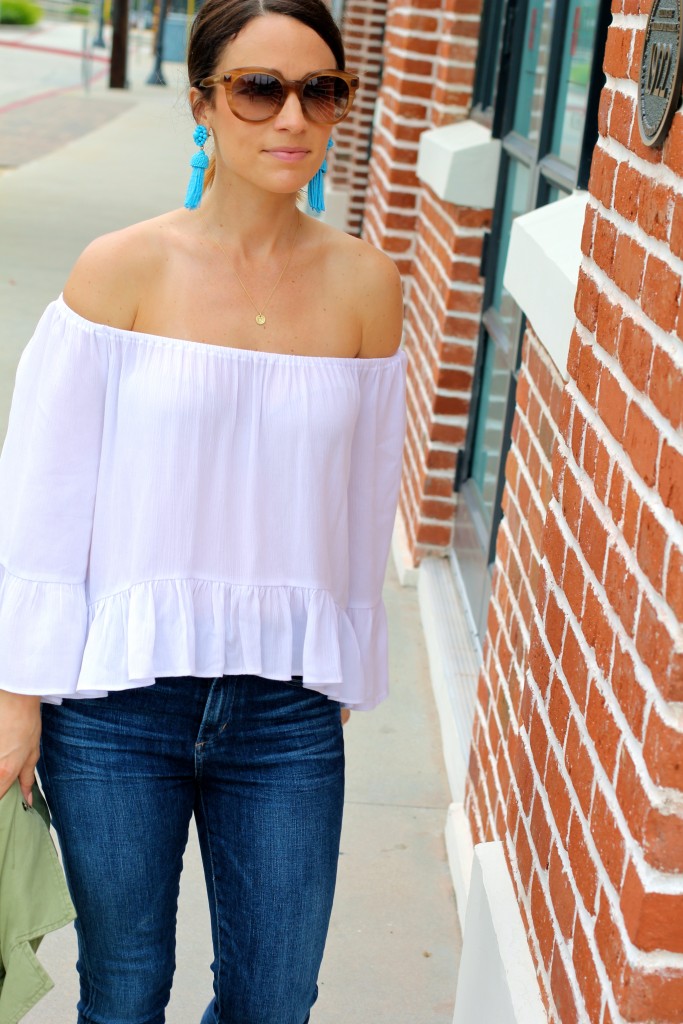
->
[39, 675, 345, 1024]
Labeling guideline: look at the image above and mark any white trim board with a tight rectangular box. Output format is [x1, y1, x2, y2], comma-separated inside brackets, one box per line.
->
[503, 190, 588, 383]
[417, 119, 501, 208]
[452, 842, 547, 1024]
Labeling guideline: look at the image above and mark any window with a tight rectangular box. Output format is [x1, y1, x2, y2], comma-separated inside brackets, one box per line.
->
[471, 0, 507, 121]
[453, 0, 611, 639]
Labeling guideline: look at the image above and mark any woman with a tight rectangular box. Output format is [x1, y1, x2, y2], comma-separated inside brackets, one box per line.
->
[0, 0, 406, 1021]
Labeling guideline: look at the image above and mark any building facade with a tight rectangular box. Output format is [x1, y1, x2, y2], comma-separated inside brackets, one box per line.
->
[327, 1, 683, 1021]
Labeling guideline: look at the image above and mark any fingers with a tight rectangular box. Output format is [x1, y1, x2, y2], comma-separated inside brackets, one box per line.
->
[19, 757, 39, 807]
[341, 708, 351, 726]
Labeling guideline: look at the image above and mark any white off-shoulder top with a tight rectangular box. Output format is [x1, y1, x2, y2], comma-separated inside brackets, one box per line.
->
[0, 297, 407, 710]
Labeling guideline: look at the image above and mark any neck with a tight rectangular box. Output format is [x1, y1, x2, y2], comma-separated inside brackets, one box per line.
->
[193, 170, 303, 262]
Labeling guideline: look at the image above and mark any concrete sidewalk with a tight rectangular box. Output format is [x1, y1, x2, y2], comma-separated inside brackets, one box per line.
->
[0, 38, 461, 1023]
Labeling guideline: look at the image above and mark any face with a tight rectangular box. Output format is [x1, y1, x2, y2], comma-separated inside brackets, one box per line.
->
[191, 14, 337, 199]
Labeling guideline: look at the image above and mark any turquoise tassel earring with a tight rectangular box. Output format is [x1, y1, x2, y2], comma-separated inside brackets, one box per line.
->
[184, 125, 209, 210]
[307, 137, 333, 216]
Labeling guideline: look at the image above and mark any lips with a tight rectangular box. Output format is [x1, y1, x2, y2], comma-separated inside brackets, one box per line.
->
[265, 148, 310, 161]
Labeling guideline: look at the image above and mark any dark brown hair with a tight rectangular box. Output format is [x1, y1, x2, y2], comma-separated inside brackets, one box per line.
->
[188, 0, 345, 92]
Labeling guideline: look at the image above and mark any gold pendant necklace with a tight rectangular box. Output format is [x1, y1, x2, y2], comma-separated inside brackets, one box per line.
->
[211, 213, 300, 328]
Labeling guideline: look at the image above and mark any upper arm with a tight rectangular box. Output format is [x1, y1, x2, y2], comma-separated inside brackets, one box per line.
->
[354, 245, 404, 358]
[63, 224, 157, 330]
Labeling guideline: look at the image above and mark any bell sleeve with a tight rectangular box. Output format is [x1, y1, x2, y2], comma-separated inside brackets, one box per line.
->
[344, 349, 407, 710]
[0, 301, 109, 697]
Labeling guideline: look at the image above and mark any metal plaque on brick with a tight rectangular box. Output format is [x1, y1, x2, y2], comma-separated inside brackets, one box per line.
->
[638, 0, 683, 147]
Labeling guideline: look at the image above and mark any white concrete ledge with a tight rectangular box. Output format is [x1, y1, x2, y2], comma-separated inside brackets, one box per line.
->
[445, 802, 474, 936]
[503, 191, 588, 382]
[391, 511, 420, 587]
[452, 842, 547, 1024]
[417, 120, 501, 208]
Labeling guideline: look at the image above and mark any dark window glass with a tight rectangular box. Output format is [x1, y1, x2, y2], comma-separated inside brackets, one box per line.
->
[551, 0, 601, 167]
[473, 0, 507, 115]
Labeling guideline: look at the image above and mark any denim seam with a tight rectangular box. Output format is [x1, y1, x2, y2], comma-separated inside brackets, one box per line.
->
[198, 783, 222, 1022]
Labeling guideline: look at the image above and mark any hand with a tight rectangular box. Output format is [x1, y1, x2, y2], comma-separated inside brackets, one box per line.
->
[341, 708, 351, 726]
[0, 690, 41, 805]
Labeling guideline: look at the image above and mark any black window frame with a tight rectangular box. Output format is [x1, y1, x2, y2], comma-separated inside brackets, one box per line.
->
[453, 0, 612, 638]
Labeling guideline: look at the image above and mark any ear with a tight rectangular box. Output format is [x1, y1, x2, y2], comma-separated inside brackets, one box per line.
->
[189, 87, 211, 128]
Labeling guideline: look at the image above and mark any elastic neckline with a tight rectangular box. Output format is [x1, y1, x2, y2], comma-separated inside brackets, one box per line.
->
[56, 295, 405, 368]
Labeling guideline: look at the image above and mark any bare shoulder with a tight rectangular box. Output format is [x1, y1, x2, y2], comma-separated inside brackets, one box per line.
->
[322, 227, 404, 358]
[63, 215, 172, 329]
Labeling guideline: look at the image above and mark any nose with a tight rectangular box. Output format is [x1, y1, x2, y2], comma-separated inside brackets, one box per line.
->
[274, 88, 307, 131]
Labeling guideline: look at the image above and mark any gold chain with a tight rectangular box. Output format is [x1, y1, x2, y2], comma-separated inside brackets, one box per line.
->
[211, 213, 300, 327]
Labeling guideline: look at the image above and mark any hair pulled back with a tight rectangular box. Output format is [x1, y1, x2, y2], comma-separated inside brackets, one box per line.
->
[188, 0, 345, 93]
[188, 0, 345, 194]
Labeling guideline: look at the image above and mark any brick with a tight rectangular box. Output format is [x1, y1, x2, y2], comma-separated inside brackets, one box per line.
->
[561, 624, 590, 712]
[595, 292, 622, 357]
[542, 510, 566, 585]
[643, 708, 683, 791]
[577, 341, 602, 404]
[597, 367, 628, 443]
[550, 945, 579, 1024]
[581, 204, 597, 256]
[585, 683, 621, 782]
[530, 794, 552, 871]
[563, 546, 586, 622]
[641, 255, 681, 332]
[620, 859, 683, 953]
[608, 90, 635, 148]
[623, 402, 659, 486]
[665, 544, 683, 621]
[622, 483, 641, 546]
[636, 595, 683, 702]
[582, 585, 615, 680]
[529, 701, 550, 778]
[561, 469, 583, 538]
[612, 234, 646, 300]
[547, 672, 571, 747]
[664, 109, 683, 176]
[590, 785, 626, 890]
[603, 26, 632, 78]
[614, 162, 642, 222]
[604, 546, 638, 636]
[643, 801, 683, 872]
[612, 639, 647, 741]
[636, 504, 667, 592]
[544, 589, 566, 660]
[578, 501, 608, 580]
[572, 917, 603, 1024]
[637, 181, 674, 243]
[658, 440, 683, 524]
[575, 270, 600, 332]
[529, 623, 552, 698]
[607, 462, 626, 526]
[670, 193, 683, 260]
[530, 870, 555, 969]
[617, 317, 653, 391]
[649, 345, 683, 429]
[545, 750, 573, 842]
[593, 216, 618, 274]
[565, 719, 594, 820]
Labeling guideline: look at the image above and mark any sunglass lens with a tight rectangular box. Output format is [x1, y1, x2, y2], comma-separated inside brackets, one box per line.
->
[302, 75, 350, 123]
[231, 73, 284, 121]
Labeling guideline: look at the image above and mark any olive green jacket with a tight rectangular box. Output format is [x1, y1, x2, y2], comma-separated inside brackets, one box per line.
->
[0, 781, 76, 1024]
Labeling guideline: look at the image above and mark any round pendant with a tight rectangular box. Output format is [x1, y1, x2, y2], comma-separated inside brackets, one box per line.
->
[255, 313, 266, 326]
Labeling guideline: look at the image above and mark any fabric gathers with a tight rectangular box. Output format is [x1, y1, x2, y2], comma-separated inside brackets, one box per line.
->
[0, 298, 407, 711]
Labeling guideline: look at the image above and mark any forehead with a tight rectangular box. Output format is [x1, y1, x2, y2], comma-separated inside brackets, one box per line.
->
[217, 13, 337, 75]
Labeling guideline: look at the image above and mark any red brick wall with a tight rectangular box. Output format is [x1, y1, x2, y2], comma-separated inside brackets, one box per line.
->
[400, 192, 489, 557]
[362, 0, 445, 274]
[362, 0, 486, 559]
[465, 4, 683, 1021]
[330, 0, 388, 236]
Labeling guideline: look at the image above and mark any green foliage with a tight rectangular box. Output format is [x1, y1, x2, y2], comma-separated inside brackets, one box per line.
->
[0, 0, 43, 23]
[68, 3, 90, 15]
